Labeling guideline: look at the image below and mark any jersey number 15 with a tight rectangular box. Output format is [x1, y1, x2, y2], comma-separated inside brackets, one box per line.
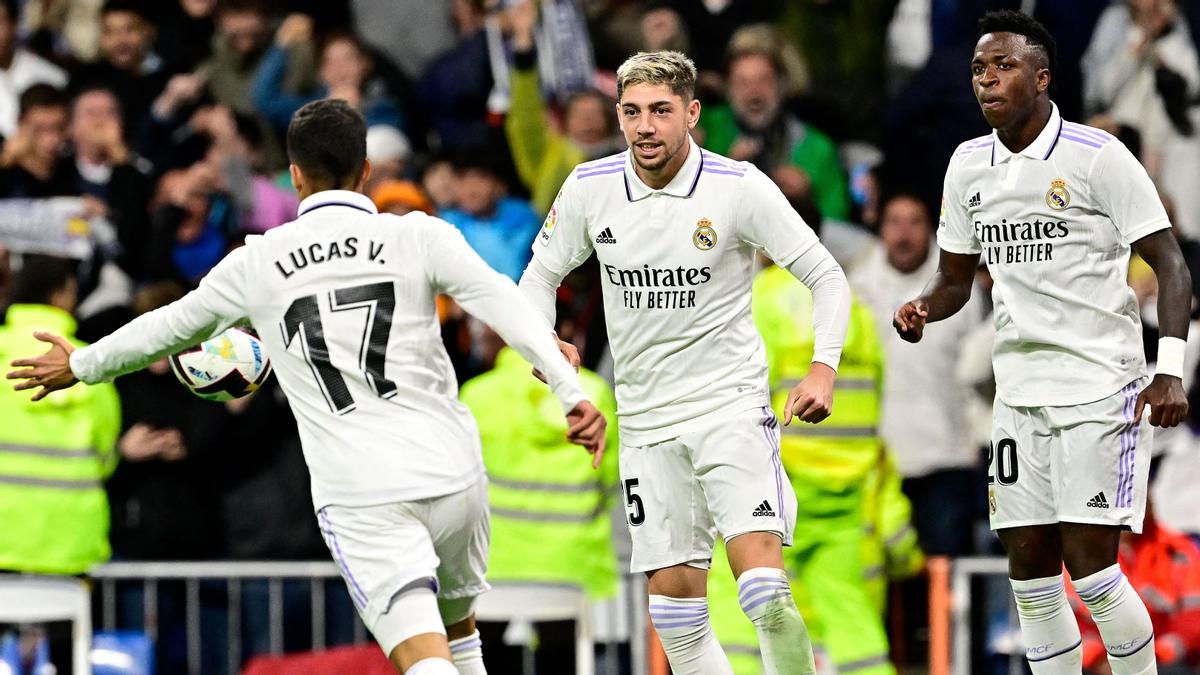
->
[281, 281, 398, 415]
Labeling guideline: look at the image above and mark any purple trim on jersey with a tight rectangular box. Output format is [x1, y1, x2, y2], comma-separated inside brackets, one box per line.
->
[702, 167, 746, 177]
[685, 151, 704, 196]
[761, 408, 786, 528]
[318, 509, 369, 609]
[1063, 123, 1113, 142]
[577, 167, 626, 179]
[1059, 133, 1105, 149]
[579, 158, 625, 170]
[299, 201, 375, 217]
[700, 151, 737, 168]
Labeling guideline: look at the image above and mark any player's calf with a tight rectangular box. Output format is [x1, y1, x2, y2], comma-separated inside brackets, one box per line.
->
[736, 567, 816, 675]
[1009, 574, 1082, 674]
[1071, 564, 1155, 675]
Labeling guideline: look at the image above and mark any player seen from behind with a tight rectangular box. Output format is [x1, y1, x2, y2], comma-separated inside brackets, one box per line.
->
[8, 99, 606, 675]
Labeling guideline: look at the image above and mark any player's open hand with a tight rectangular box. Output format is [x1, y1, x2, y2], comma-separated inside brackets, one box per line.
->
[566, 400, 607, 469]
[6, 332, 79, 401]
[1134, 374, 1188, 427]
[532, 336, 581, 383]
[893, 300, 929, 343]
[785, 362, 835, 425]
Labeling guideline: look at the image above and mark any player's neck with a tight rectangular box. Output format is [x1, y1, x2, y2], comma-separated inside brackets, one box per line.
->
[996, 99, 1053, 155]
[633, 140, 691, 190]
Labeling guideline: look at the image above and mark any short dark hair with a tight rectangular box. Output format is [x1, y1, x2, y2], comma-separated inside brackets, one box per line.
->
[101, 0, 150, 22]
[880, 191, 934, 228]
[9, 255, 77, 306]
[286, 99, 367, 188]
[18, 83, 68, 120]
[978, 10, 1057, 75]
[216, 0, 267, 17]
[71, 85, 123, 117]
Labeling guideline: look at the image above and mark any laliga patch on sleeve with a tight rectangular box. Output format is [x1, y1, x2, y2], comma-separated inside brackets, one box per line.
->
[539, 203, 558, 246]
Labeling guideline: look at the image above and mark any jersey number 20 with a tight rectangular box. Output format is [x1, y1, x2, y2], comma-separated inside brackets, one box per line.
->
[282, 281, 398, 414]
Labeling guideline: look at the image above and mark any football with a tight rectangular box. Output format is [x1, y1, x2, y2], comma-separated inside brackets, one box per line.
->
[169, 327, 272, 402]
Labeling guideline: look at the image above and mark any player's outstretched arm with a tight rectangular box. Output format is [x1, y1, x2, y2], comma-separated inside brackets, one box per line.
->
[7, 332, 78, 401]
[1132, 229, 1191, 427]
[893, 249, 980, 343]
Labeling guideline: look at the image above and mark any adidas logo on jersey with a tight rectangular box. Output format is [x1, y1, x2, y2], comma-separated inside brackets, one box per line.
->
[1086, 492, 1110, 509]
[595, 227, 617, 244]
[968, 192, 982, 208]
[752, 500, 775, 517]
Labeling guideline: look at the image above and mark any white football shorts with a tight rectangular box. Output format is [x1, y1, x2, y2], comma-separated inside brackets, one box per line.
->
[316, 475, 491, 640]
[619, 405, 797, 573]
[988, 378, 1152, 532]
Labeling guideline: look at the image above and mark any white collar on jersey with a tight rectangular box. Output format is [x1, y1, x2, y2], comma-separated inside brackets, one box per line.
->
[623, 136, 704, 201]
[296, 189, 379, 217]
[991, 102, 1063, 166]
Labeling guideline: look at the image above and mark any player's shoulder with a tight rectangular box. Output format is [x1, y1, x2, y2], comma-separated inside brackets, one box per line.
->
[1056, 119, 1119, 157]
[697, 147, 753, 182]
[571, 151, 629, 182]
[951, 133, 996, 162]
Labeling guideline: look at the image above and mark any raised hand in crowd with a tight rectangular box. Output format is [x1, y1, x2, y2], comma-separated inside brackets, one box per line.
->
[274, 12, 313, 48]
[152, 71, 208, 120]
[503, 0, 537, 52]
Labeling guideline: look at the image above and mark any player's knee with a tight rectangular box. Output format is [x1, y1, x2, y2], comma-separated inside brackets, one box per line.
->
[437, 595, 477, 630]
[646, 563, 709, 598]
[736, 567, 797, 625]
[998, 526, 1063, 580]
[725, 531, 784, 578]
[1059, 523, 1120, 579]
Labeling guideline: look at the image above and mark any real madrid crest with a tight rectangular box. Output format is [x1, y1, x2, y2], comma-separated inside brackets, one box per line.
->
[1046, 178, 1070, 211]
[693, 218, 717, 251]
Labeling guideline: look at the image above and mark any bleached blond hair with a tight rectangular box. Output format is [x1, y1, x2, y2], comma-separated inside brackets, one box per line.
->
[616, 51, 697, 102]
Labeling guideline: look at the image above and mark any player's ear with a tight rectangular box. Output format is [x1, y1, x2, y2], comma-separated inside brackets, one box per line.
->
[687, 97, 701, 129]
[359, 159, 372, 190]
[289, 164, 304, 193]
[1037, 67, 1051, 94]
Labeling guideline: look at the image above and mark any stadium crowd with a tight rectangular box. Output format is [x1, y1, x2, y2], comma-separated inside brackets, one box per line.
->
[3, 0, 1200, 673]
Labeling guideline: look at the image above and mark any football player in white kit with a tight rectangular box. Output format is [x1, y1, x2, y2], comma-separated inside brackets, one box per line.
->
[894, 11, 1191, 675]
[518, 51, 851, 675]
[8, 100, 606, 675]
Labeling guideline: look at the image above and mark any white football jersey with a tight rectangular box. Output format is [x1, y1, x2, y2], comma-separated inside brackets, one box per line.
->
[71, 190, 587, 509]
[938, 103, 1171, 407]
[528, 138, 835, 445]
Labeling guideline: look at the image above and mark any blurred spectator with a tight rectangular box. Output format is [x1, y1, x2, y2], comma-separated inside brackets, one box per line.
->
[67, 86, 153, 279]
[371, 179, 433, 216]
[107, 281, 222, 562]
[363, 123, 412, 196]
[664, 0, 778, 77]
[775, 0, 892, 142]
[1069, 502, 1200, 674]
[0, 0, 67, 139]
[251, 15, 404, 135]
[420, 155, 458, 212]
[148, 156, 237, 283]
[441, 153, 540, 282]
[698, 43, 850, 220]
[204, 105, 298, 235]
[350, 0, 456, 81]
[0, 83, 74, 197]
[460, 327, 619, 672]
[1083, 0, 1200, 237]
[203, 0, 302, 171]
[504, 0, 619, 216]
[70, 0, 172, 142]
[0, 255, 120, 673]
[850, 193, 983, 555]
[155, 0, 217, 74]
[22, 0, 104, 63]
[420, 0, 494, 149]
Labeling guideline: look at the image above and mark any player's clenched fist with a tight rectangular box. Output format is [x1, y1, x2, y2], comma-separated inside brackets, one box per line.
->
[1134, 374, 1189, 428]
[566, 400, 607, 469]
[784, 362, 835, 425]
[893, 300, 929, 343]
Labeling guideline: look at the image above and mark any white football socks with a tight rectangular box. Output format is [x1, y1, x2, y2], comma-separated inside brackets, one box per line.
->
[1010, 574, 1082, 674]
[448, 630, 487, 675]
[1072, 564, 1156, 675]
[649, 594, 734, 675]
[736, 567, 816, 675]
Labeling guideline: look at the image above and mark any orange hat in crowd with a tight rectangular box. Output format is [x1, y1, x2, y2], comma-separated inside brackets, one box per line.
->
[371, 180, 434, 216]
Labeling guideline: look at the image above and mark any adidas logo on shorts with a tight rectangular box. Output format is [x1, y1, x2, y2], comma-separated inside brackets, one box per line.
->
[1086, 492, 1110, 509]
[595, 227, 617, 244]
[752, 500, 775, 517]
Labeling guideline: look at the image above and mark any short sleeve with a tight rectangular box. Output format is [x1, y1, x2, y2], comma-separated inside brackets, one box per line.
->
[936, 157, 980, 254]
[1090, 141, 1171, 245]
[736, 166, 821, 267]
[529, 178, 594, 277]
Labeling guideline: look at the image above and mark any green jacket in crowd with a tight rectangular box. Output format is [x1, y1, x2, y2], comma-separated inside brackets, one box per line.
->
[0, 304, 121, 575]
